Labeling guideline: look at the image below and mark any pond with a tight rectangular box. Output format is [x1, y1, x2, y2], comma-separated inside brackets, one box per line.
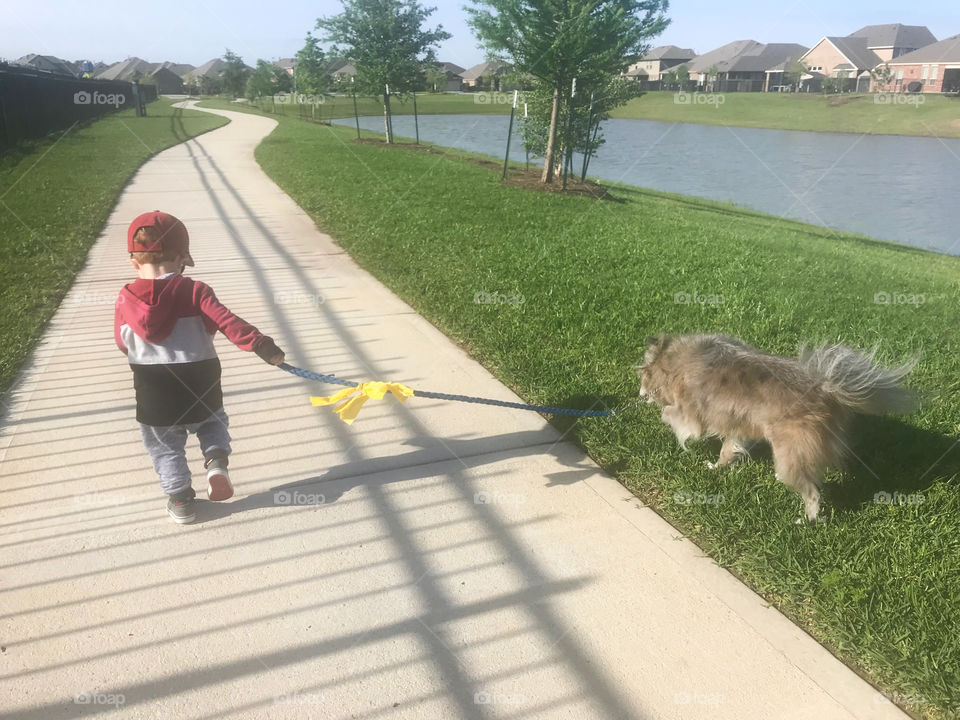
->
[332, 113, 960, 254]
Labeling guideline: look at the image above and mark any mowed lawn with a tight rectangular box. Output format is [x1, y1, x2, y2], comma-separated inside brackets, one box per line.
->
[200, 96, 960, 719]
[611, 90, 960, 137]
[244, 89, 960, 138]
[0, 99, 228, 394]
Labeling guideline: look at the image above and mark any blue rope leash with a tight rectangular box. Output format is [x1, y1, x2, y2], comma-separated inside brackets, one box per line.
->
[278, 362, 615, 418]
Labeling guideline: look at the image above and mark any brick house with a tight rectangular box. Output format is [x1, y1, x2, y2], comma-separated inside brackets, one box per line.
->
[879, 34, 960, 93]
[460, 60, 513, 90]
[800, 25, 937, 92]
[623, 45, 695, 89]
[847, 24, 937, 61]
[799, 37, 881, 91]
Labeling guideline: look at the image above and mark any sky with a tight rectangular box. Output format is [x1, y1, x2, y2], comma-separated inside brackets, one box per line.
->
[1, 0, 956, 70]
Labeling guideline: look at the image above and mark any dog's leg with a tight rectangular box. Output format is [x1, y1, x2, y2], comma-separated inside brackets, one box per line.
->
[770, 432, 825, 524]
[662, 405, 702, 450]
[707, 437, 749, 469]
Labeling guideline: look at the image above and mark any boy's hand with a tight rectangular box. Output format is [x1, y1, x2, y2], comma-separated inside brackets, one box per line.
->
[268, 351, 285, 366]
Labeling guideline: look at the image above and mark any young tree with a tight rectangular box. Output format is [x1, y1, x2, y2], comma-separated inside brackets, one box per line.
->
[424, 64, 448, 92]
[705, 64, 718, 91]
[661, 67, 677, 90]
[871, 63, 894, 92]
[295, 34, 330, 97]
[317, 0, 451, 143]
[675, 64, 690, 91]
[273, 65, 293, 93]
[221, 49, 249, 97]
[246, 60, 277, 100]
[520, 74, 642, 180]
[822, 76, 841, 94]
[783, 60, 807, 91]
[467, 0, 669, 183]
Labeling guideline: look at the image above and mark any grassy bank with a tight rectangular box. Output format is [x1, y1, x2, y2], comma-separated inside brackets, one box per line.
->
[611, 90, 960, 137]
[199, 96, 960, 719]
[237, 89, 960, 138]
[0, 99, 228, 394]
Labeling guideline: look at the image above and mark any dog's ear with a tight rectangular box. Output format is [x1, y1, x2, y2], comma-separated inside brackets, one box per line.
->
[644, 335, 671, 362]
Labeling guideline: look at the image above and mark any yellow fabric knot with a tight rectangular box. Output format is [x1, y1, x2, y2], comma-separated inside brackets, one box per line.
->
[310, 381, 415, 425]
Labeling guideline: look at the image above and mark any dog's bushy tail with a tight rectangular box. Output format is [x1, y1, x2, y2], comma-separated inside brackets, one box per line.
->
[798, 344, 918, 415]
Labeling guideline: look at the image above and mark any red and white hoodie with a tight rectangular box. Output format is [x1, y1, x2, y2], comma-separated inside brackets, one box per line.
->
[115, 273, 280, 426]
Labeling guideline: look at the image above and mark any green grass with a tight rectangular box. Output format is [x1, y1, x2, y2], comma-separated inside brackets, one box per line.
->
[613, 90, 960, 137]
[200, 96, 960, 719]
[243, 89, 960, 137]
[0, 99, 228, 394]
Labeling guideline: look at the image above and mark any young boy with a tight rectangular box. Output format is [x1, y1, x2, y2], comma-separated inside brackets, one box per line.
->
[115, 210, 285, 524]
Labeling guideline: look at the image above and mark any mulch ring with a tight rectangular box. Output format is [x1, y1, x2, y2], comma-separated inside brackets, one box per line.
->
[351, 138, 617, 200]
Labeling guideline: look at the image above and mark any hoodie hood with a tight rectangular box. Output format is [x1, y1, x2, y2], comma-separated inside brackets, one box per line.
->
[118, 274, 188, 344]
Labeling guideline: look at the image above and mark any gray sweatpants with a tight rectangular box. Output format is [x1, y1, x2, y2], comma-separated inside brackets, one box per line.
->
[140, 408, 232, 496]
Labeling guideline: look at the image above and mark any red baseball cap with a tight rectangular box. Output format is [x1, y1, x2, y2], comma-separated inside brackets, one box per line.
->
[127, 210, 194, 266]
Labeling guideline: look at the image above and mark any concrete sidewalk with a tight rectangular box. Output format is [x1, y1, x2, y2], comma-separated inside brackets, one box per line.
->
[0, 101, 908, 720]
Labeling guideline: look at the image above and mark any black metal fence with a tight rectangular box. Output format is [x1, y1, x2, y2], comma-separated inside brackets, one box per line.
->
[0, 66, 158, 152]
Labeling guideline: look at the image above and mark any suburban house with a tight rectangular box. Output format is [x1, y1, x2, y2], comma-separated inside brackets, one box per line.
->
[328, 61, 357, 84]
[878, 34, 960, 93]
[12, 54, 77, 77]
[683, 39, 762, 89]
[437, 62, 465, 91]
[183, 59, 228, 92]
[274, 58, 295, 77]
[148, 66, 184, 94]
[96, 57, 155, 81]
[847, 23, 938, 61]
[460, 60, 513, 90]
[96, 58, 195, 84]
[623, 45, 695, 88]
[800, 25, 937, 91]
[679, 40, 807, 91]
[723, 43, 809, 91]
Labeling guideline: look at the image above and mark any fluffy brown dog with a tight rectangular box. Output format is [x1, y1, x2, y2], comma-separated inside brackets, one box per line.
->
[636, 334, 917, 522]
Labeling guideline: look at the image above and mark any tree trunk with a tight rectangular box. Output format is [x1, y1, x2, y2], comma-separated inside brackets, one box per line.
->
[383, 92, 393, 144]
[541, 83, 561, 183]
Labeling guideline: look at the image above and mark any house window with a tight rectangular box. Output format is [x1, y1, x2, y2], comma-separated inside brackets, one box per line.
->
[921, 65, 929, 81]
[896, 69, 904, 81]
[810, 65, 822, 72]
[930, 65, 938, 84]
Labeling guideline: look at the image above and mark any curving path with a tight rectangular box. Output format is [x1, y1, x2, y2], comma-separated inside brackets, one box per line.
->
[0, 99, 909, 719]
